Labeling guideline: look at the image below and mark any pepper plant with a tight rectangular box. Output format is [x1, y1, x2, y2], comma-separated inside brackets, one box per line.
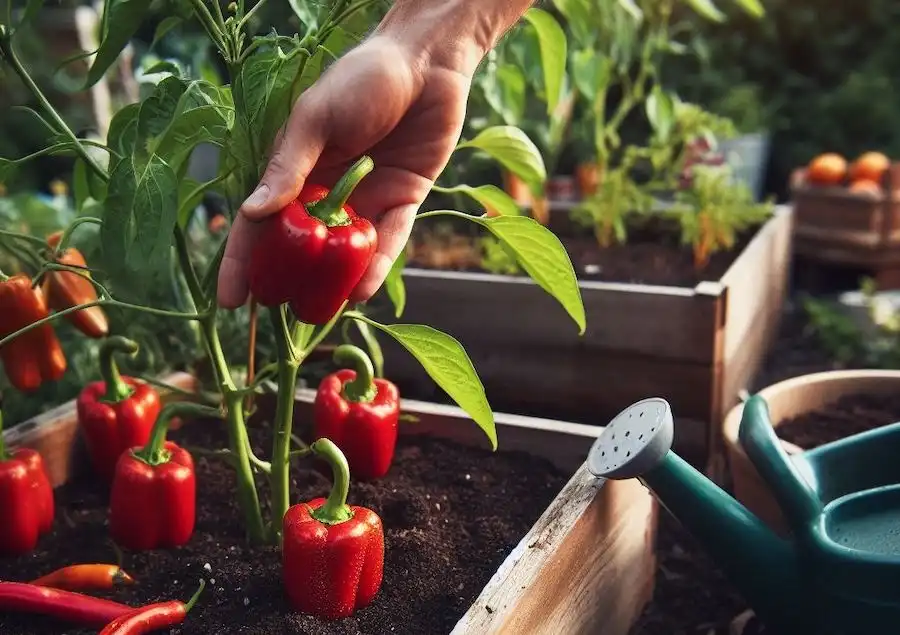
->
[0, 0, 585, 545]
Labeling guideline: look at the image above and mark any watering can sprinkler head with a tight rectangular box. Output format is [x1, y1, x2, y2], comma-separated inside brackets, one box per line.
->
[588, 397, 674, 480]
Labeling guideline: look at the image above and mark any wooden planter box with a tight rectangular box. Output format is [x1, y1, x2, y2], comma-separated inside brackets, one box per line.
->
[378, 205, 792, 476]
[722, 369, 900, 534]
[791, 164, 900, 289]
[2, 373, 657, 635]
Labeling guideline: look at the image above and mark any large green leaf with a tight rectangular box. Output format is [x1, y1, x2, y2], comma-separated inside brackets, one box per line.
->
[456, 126, 546, 193]
[107, 103, 141, 156]
[441, 184, 520, 217]
[86, 0, 154, 87]
[522, 8, 567, 115]
[383, 248, 407, 318]
[352, 317, 496, 449]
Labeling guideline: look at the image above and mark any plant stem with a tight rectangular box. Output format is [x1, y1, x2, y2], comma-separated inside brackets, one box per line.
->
[135, 401, 221, 466]
[174, 226, 204, 305]
[333, 344, 377, 402]
[269, 308, 300, 545]
[187, 0, 230, 59]
[99, 336, 139, 403]
[299, 301, 346, 359]
[306, 156, 374, 226]
[54, 217, 102, 253]
[0, 229, 50, 248]
[0, 33, 108, 182]
[183, 579, 206, 613]
[309, 439, 353, 524]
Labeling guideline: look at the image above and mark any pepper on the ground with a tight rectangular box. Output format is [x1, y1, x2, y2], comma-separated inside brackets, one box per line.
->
[0, 272, 66, 391]
[0, 582, 133, 627]
[283, 438, 385, 620]
[98, 579, 206, 634]
[248, 156, 378, 325]
[77, 336, 161, 482]
[0, 407, 54, 555]
[314, 344, 400, 480]
[43, 231, 109, 339]
[109, 402, 218, 550]
[31, 564, 135, 591]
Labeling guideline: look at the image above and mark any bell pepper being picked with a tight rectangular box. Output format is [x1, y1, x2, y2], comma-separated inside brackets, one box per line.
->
[314, 344, 400, 480]
[109, 402, 218, 550]
[0, 407, 54, 555]
[0, 272, 66, 392]
[248, 156, 378, 325]
[43, 231, 109, 339]
[283, 438, 385, 620]
[77, 336, 161, 482]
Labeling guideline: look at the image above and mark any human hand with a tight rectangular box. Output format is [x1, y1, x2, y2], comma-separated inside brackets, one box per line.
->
[216, 34, 473, 309]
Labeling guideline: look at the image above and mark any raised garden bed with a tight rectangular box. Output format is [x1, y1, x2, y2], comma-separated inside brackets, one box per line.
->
[0, 378, 656, 635]
[384, 205, 792, 475]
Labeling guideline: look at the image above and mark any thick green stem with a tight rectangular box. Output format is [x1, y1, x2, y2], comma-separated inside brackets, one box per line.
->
[309, 439, 353, 525]
[333, 344, 377, 403]
[99, 336, 138, 403]
[307, 156, 374, 227]
[134, 401, 221, 466]
[269, 309, 300, 544]
[174, 226, 204, 305]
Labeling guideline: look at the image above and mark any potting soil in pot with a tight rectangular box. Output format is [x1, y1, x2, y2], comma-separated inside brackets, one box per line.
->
[777, 393, 900, 450]
[0, 420, 567, 634]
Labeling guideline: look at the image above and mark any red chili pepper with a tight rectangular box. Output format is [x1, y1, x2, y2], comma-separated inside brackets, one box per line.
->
[248, 156, 378, 325]
[0, 582, 133, 627]
[76, 336, 161, 482]
[109, 402, 216, 551]
[314, 345, 400, 480]
[43, 230, 109, 339]
[0, 408, 54, 555]
[98, 579, 205, 634]
[283, 438, 385, 620]
[31, 564, 135, 591]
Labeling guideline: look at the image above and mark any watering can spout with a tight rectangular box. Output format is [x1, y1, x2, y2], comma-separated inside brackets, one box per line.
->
[588, 399, 806, 632]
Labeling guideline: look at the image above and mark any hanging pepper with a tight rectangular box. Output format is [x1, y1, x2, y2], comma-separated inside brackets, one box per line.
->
[109, 402, 217, 551]
[314, 345, 400, 480]
[283, 438, 385, 620]
[0, 408, 54, 555]
[43, 231, 109, 339]
[76, 336, 161, 482]
[248, 156, 378, 325]
[99, 579, 205, 634]
[0, 273, 66, 392]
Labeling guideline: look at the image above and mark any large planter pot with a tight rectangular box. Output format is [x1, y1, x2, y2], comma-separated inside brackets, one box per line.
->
[3, 375, 657, 635]
[380, 205, 793, 476]
[722, 369, 900, 534]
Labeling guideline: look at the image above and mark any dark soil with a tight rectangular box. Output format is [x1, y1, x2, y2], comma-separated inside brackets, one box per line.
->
[0, 420, 567, 634]
[410, 215, 760, 287]
[777, 393, 900, 450]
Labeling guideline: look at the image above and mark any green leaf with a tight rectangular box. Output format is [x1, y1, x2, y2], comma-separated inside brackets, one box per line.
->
[383, 248, 407, 318]
[572, 49, 611, 103]
[732, 0, 764, 18]
[288, 0, 318, 28]
[102, 155, 178, 279]
[143, 60, 183, 77]
[443, 184, 521, 217]
[86, 0, 154, 88]
[496, 65, 526, 125]
[352, 318, 496, 449]
[137, 77, 188, 145]
[616, 0, 643, 21]
[685, 0, 726, 22]
[107, 103, 141, 157]
[646, 87, 675, 142]
[551, 0, 594, 44]
[150, 16, 182, 49]
[457, 126, 546, 194]
[72, 159, 90, 211]
[522, 8, 567, 115]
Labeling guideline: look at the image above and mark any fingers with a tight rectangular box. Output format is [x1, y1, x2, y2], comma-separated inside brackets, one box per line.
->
[239, 91, 330, 220]
[217, 214, 264, 308]
[350, 203, 418, 302]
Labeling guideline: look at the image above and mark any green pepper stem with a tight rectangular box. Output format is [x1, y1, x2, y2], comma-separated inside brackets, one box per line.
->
[0, 407, 7, 461]
[99, 336, 139, 403]
[307, 156, 374, 227]
[333, 344, 377, 403]
[135, 402, 222, 466]
[309, 438, 354, 525]
[183, 579, 206, 613]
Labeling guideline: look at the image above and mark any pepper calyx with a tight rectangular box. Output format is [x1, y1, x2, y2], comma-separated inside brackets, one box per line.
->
[98, 336, 139, 404]
[306, 156, 374, 228]
[309, 438, 354, 525]
[333, 344, 377, 403]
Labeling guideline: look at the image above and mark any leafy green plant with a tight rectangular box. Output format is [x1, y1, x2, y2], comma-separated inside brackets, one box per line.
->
[479, 235, 521, 276]
[0, 0, 585, 547]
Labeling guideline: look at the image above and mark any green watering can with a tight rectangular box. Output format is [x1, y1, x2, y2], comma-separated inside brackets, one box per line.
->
[588, 395, 900, 635]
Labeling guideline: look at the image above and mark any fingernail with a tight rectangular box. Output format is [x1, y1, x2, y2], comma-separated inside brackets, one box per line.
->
[242, 184, 270, 210]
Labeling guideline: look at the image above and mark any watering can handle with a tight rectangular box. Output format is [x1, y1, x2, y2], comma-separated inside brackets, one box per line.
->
[738, 395, 822, 528]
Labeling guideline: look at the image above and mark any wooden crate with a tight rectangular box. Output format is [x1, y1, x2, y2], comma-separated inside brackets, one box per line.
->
[374, 206, 792, 477]
[791, 164, 900, 289]
[3, 374, 658, 635]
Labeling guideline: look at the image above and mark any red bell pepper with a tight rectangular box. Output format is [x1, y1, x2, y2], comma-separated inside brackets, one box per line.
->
[283, 438, 384, 620]
[109, 402, 217, 551]
[76, 336, 161, 482]
[248, 156, 378, 325]
[314, 344, 400, 480]
[0, 408, 54, 555]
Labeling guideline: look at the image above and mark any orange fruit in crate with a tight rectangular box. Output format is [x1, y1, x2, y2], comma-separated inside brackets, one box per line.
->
[806, 153, 847, 186]
[848, 179, 882, 197]
[849, 151, 890, 184]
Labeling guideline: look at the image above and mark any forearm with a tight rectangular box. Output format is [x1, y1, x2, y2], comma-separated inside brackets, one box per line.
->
[376, 0, 535, 76]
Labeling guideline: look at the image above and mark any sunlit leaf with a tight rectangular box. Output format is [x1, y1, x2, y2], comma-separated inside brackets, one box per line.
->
[86, 0, 154, 87]
[522, 8, 567, 115]
[685, 0, 726, 22]
[456, 126, 546, 194]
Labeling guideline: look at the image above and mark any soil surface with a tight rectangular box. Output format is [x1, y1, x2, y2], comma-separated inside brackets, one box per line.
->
[0, 420, 567, 634]
[777, 393, 900, 450]
[410, 216, 760, 287]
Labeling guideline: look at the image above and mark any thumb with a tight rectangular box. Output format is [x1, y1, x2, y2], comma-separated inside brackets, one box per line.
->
[239, 92, 330, 220]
